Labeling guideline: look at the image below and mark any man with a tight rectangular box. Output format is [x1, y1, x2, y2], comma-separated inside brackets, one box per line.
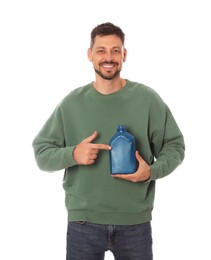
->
[33, 22, 185, 260]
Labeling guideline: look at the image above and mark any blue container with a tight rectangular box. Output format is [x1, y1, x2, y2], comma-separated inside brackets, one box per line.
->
[109, 125, 136, 174]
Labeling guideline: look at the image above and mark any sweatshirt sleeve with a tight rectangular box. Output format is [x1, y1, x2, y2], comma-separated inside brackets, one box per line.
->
[149, 105, 185, 180]
[32, 105, 77, 172]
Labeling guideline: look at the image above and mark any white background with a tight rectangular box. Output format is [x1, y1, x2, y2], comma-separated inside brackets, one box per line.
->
[0, 0, 210, 259]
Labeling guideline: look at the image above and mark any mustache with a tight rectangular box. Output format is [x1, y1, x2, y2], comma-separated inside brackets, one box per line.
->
[100, 61, 118, 66]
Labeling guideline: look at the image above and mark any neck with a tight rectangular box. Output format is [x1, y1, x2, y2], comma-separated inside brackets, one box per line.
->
[93, 76, 126, 95]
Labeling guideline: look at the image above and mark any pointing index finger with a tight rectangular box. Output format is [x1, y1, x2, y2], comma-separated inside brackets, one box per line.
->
[91, 143, 111, 150]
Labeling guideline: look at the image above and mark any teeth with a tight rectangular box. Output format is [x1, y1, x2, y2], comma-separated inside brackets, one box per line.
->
[102, 64, 114, 68]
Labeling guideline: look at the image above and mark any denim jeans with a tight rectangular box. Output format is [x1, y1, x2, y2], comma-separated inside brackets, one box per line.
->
[66, 221, 153, 260]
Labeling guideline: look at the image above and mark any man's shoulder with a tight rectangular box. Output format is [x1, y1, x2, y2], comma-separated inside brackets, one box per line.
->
[53, 83, 91, 111]
[62, 83, 91, 102]
[68, 83, 91, 97]
[128, 80, 160, 97]
[128, 80, 165, 107]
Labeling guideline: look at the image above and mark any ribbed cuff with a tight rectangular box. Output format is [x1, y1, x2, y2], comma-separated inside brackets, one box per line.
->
[64, 146, 78, 168]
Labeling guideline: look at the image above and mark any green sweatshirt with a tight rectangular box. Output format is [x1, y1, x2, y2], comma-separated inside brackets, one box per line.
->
[32, 80, 185, 225]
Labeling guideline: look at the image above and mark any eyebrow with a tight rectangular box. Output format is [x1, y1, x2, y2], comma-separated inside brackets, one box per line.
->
[96, 46, 122, 50]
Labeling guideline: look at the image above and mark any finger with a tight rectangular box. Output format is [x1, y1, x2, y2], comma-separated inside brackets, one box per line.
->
[86, 159, 95, 165]
[135, 151, 144, 163]
[112, 173, 135, 181]
[89, 154, 98, 160]
[91, 148, 99, 154]
[83, 131, 98, 143]
[91, 143, 111, 150]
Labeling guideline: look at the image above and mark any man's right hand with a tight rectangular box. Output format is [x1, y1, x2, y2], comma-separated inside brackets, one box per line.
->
[73, 131, 111, 165]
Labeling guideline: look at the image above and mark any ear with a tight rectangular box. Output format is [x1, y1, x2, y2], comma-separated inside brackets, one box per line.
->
[123, 48, 127, 62]
[87, 48, 92, 62]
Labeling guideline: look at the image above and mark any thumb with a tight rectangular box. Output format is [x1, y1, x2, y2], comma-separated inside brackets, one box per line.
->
[135, 151, 144, 164]
[83, 131, 98, 143]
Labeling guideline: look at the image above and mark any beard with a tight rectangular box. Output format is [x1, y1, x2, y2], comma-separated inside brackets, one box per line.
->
[94, 62, 121, 80]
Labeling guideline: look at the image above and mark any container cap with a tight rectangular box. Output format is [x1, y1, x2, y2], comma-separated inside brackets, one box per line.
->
[117, 125, 126, 131]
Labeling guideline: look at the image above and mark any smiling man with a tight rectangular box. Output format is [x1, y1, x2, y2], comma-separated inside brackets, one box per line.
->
[33, 22, 185, 260]
[89, 34, 126, 81]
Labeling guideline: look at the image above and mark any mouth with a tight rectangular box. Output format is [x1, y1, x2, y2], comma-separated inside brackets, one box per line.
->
[100, 62, 118, 70]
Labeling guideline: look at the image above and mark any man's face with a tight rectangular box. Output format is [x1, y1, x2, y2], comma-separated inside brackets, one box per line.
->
[88, 35, 127, 80]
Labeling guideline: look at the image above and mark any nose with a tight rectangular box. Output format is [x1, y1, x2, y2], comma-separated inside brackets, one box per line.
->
[104, 51, 114, 61]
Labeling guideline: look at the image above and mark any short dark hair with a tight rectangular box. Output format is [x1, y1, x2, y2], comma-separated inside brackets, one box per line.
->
[90, 22, 125, 49]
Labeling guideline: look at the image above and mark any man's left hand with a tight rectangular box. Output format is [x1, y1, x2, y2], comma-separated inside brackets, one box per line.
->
[112, 151, 151, 182]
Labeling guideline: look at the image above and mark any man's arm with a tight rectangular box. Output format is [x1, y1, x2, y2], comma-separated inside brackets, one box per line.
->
[113, 106, 185, 182]
[32, 107, 110, 172]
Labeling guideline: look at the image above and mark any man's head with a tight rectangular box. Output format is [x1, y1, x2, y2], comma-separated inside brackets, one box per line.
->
[88, 22, 127, 81]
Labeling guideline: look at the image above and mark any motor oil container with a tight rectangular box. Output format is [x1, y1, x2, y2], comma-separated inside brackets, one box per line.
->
[109, 125, 136, 174]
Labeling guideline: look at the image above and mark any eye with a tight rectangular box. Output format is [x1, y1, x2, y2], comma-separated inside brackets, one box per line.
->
[112, 49, 121, 54]
[97, 49, 105, 54]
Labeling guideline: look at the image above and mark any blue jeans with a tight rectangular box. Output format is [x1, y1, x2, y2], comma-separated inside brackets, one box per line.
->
[66, 221, 153, 260]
